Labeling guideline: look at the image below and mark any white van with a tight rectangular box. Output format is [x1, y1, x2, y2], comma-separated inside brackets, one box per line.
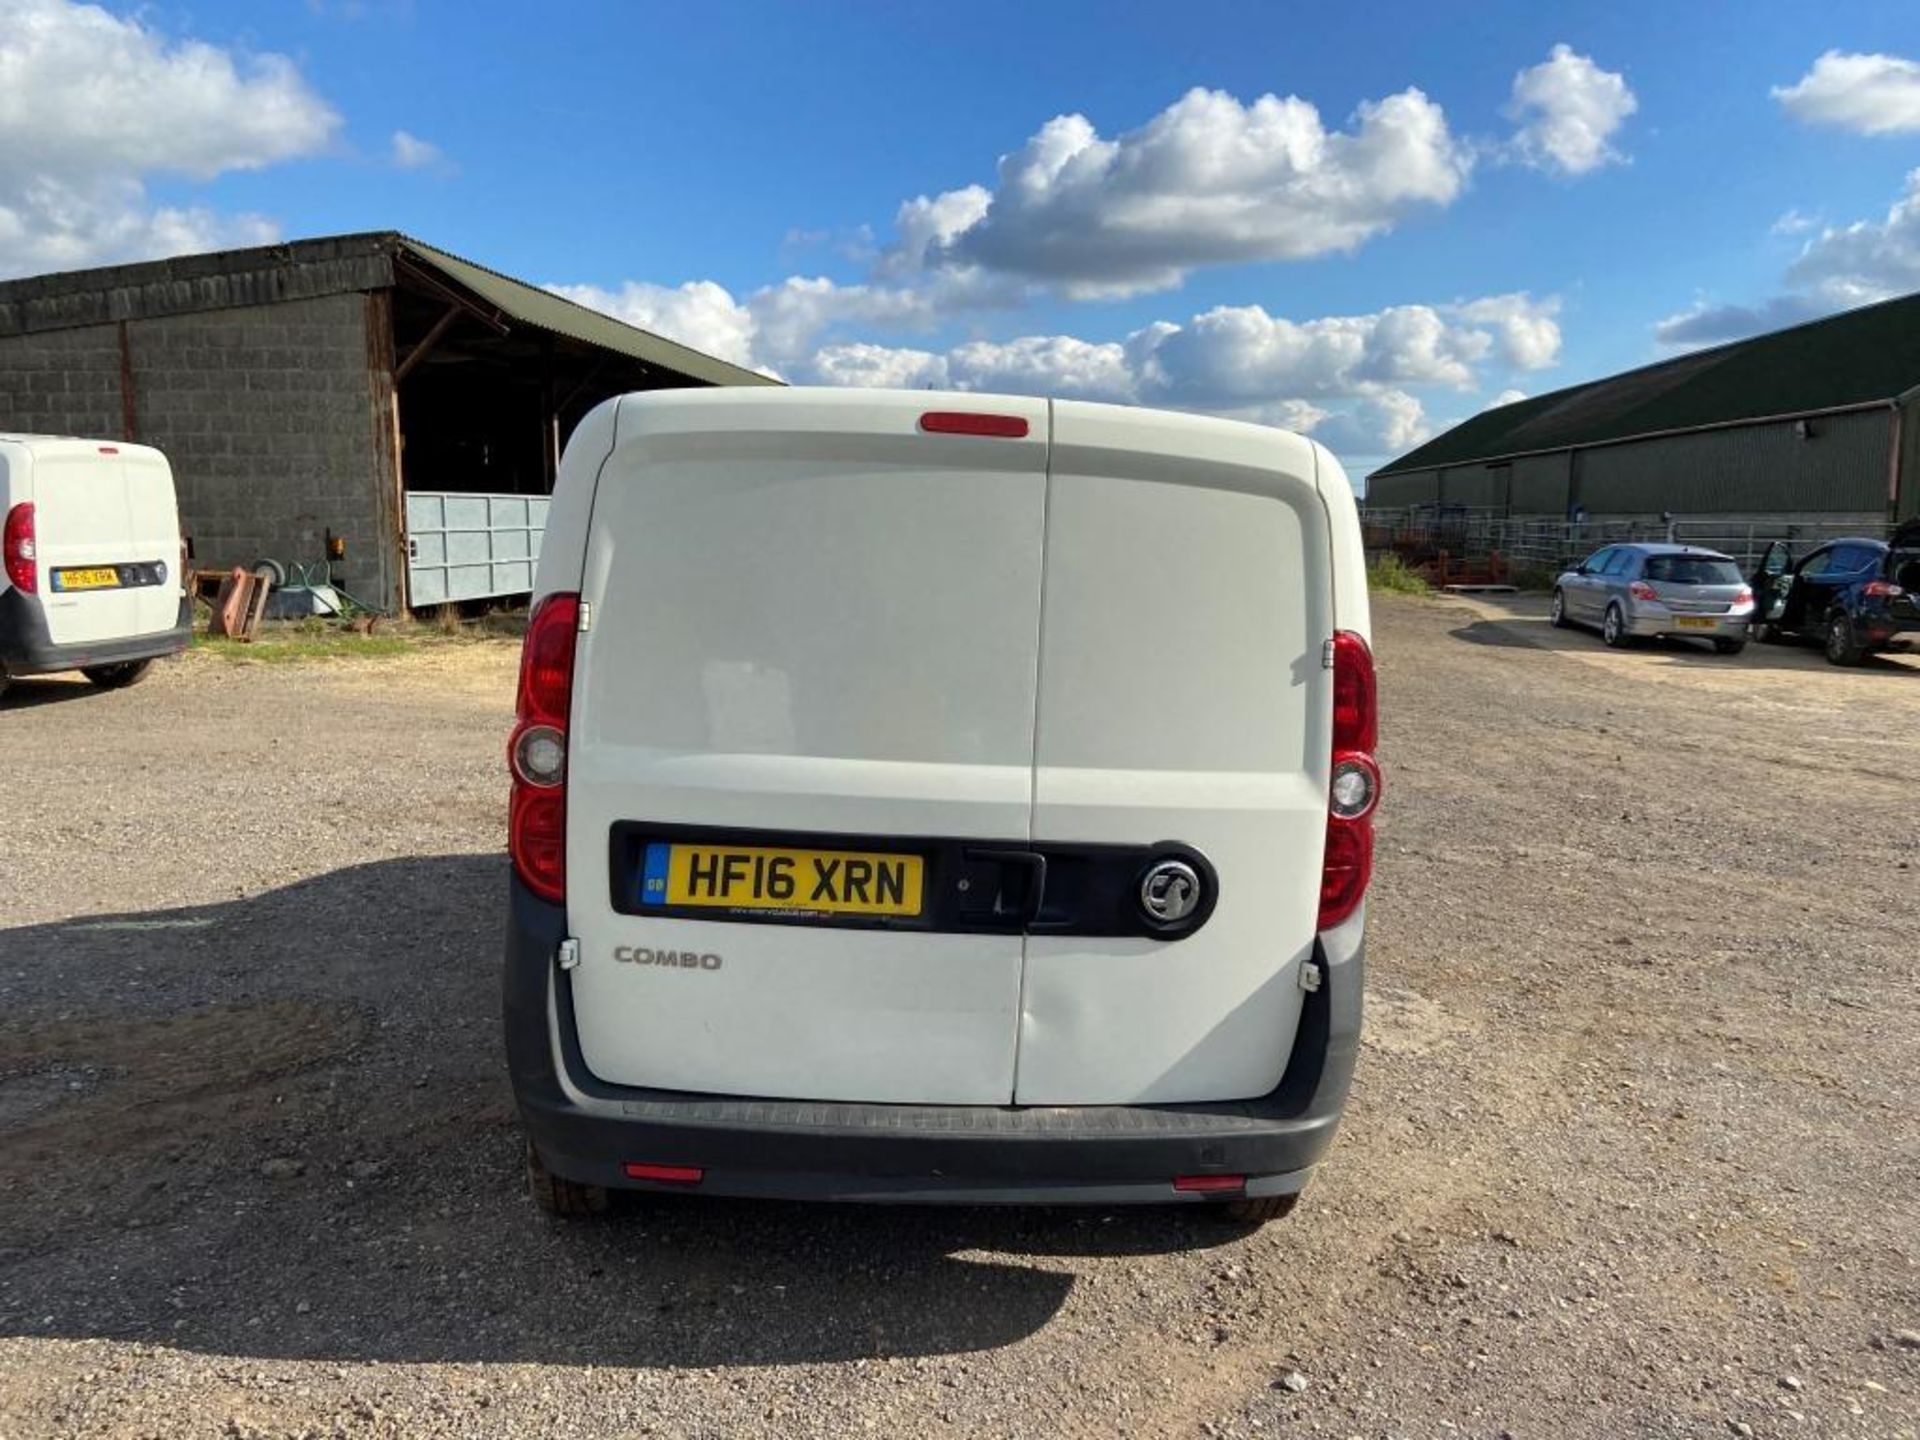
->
[1, 435, 189, 698]
[504, 389, 1377, 1221]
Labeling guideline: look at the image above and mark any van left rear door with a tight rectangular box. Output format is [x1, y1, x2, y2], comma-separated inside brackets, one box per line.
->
[33, 443, 176, 647]
[563, 391, 1050, 1105]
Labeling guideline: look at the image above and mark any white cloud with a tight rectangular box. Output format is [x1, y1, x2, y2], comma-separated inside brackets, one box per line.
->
[1771, 208, 1819, 236]
[552, 264, 1030, 378]
[558, 269, 1553, 459]
[1505, 44, 1637, 176]
[809, 342, 949, 391]
[0, 0, 339, 276]
[895, 84, 1470, 296]
[1653, 167, 1920, 348]
[883, 185, 991, 278]
[1785, 166, 1920, 306]
[1449, 292, 1564, 368]
[390, 129, 446, 170]
[1128, 295, 1559, 411]
[1773, 50, 1920, 135]
[1315, 391, 1433, 455]
[1485, 388, 1528, 409]
[1653, 294, 1834, 349]
[546, 278, 763, 370]
[944, 334, 1134, 400]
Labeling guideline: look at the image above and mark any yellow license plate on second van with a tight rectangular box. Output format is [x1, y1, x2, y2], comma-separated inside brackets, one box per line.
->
[639, 842, 925, 918]
[53, 567, 121, 591]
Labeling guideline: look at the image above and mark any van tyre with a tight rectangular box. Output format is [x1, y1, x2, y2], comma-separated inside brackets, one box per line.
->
[525, 1141, 610, 1217]
[1549, 589, 1569, 628]
[1824, 613, 1865, 666]
[1601, 603, 1631, 648]
[1214, 1193, 1302, 1225]
[81, 659, 153, 689]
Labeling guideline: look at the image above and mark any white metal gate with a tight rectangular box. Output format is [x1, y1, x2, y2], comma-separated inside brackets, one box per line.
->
[405, 491, 549, 606]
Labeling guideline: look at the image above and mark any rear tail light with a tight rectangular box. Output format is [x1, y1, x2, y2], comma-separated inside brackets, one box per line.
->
[3, 502, 36, 594]
[508, 593, 580, 902]
[1732, 587, 1754, 609]
[1173, 1173, 1246, 1194]
[1628, 580, 1658, 602]
[622, 1162, 705, 1185]
[1320, 631, 1379, 930]
[1864, 579, 1904, 598]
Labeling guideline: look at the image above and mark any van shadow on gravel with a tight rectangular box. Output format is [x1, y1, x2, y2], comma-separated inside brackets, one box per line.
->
[0, 854, 1242, 1369]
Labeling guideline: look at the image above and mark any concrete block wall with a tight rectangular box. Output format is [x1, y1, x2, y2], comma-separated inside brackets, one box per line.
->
[0, 324, 127, 440]
[0, 293, 397, 611]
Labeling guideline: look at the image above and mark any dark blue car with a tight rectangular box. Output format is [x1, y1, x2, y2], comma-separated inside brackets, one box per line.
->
[1749, 521, 1920, 665]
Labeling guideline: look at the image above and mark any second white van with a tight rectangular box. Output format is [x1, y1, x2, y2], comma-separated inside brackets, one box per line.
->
[1, 435, 189, 698]
[504, 388, 1377, 1222]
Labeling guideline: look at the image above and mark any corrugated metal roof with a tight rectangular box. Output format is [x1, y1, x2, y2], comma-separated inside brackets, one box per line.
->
[396, 236, 777, 388]
[1373, 290, 1920, 478]
[0, 230, 778, 389]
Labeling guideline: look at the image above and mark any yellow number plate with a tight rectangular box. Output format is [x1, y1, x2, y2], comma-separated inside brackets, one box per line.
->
[641, 842, 924, 917]
[1673, 616, 1717, 629]
[54, 567, 121, 591]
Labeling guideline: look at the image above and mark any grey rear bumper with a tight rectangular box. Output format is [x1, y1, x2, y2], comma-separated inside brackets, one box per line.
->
[0, 589, 192, 677]
[503, 877, 1363, 1205]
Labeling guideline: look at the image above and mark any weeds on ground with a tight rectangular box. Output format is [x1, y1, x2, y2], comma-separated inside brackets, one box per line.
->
[192, 630, 414, 663]
[1367, 554, 1430, 595]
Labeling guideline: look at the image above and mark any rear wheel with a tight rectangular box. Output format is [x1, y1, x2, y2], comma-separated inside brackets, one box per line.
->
[1549, 589, 1569, 629]
[1825, 613, 1865, 666]
[1602, 603, 1631, 648]
[1213, 1192, 1302, 1225]
[1713, 638, 1747, 656]
[525, 1141, 610, 1217]
[81, 659, 152, 689]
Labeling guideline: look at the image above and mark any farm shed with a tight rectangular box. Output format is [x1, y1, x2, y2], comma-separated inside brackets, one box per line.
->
[0, 232, 775, 614]
[1369, 290, 1920, 529]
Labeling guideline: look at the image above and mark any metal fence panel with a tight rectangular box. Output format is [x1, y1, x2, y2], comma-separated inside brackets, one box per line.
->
[405, 491, 550, 606]
[1361, 503, 1895, 576]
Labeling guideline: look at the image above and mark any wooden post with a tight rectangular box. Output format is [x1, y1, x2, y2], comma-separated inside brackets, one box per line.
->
[365, 289, 407, 614]
[539, 332, 557, 492]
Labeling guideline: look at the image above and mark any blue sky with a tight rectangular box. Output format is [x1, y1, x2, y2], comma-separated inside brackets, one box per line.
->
[8, 0, 1920, 476]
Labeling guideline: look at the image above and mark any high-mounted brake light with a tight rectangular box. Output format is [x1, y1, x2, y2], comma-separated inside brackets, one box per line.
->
[508, 593, 580, 902]
[919, 411, 1030, 438]
[3, 502, 36, 594]
[1320, 631, 1378, 930]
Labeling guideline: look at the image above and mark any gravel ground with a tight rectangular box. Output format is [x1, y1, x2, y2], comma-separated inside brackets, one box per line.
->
[1, 598, 1916, 1440]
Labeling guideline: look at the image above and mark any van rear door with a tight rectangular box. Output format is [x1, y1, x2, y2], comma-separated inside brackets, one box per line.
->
[32, 442, 180, 647]
[1014, 401, 1334, 1105]
[565, 392, 1049, 1104]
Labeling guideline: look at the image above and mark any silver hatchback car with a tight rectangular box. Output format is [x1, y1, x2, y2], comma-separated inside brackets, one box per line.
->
[1551, 543, 1756, 654]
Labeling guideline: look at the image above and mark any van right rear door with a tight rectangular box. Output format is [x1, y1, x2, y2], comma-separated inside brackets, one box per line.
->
[1014, 401, 1335, 1106]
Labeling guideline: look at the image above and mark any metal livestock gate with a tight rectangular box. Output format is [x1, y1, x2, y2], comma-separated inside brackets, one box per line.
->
[404, 491, 548, 606]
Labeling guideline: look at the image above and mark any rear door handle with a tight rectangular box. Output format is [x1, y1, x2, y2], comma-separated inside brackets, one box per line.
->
[960, 847, 1048, 925]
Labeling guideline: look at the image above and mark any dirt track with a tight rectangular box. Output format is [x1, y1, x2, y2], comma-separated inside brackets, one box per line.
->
[2, 596, 1916, 1439]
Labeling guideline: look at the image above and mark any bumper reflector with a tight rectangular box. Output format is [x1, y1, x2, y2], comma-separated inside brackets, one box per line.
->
[1173, 1173, 1246, 1194]
[623, 1162, 705, 1185]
